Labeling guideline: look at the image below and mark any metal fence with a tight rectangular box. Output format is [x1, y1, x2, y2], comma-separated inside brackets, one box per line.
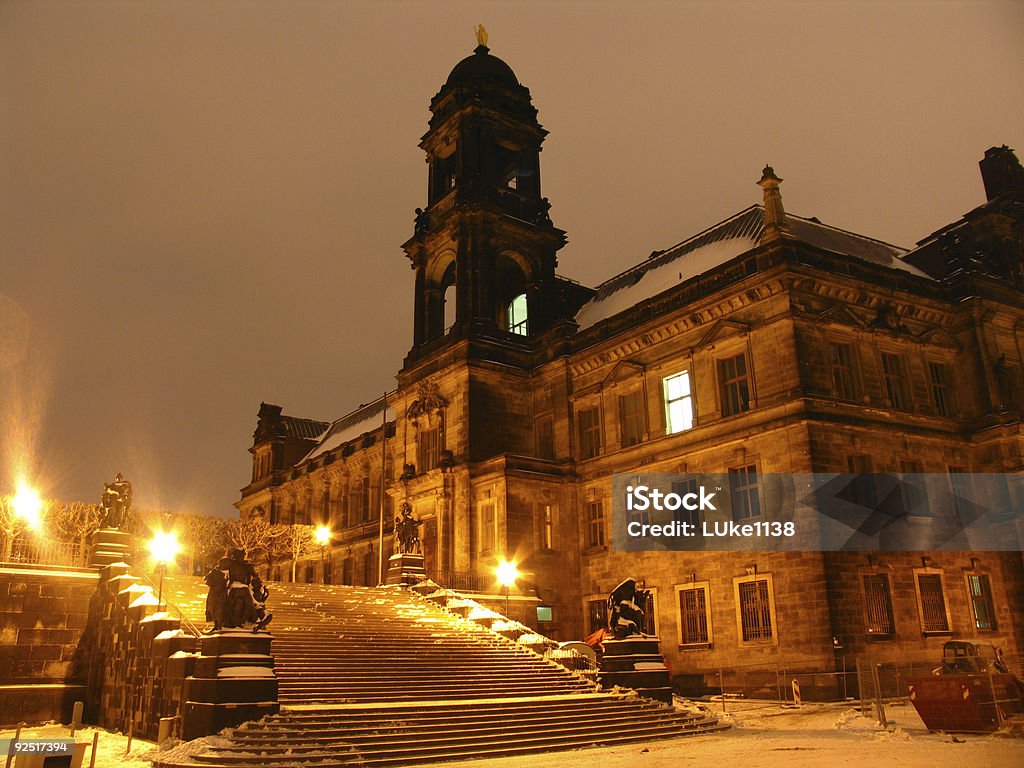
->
[2, 537, 84, 567]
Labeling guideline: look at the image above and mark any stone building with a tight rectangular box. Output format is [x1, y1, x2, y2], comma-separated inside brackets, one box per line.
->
[237, 42, 1024, 693]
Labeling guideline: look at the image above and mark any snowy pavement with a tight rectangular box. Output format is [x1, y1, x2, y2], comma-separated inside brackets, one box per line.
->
[2, 701, 1021, 768]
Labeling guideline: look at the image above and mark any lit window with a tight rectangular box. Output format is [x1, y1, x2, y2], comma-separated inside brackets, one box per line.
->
[663, 371, 694, 434]
[508, 293, 528, 336]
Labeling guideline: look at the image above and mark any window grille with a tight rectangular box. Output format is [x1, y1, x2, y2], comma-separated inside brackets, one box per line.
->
[966, 574, 996, 631]
[863, 573, 895, 636]
[679, 586, 709, 644]
[738, 579, 773, 641]
[917, 573, 949, 632]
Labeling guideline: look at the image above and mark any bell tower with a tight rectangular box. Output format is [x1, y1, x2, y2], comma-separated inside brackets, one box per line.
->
[402, 34, 570, 368]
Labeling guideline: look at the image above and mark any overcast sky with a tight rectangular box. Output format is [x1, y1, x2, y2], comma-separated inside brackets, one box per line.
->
[1, 0, 1022, 518]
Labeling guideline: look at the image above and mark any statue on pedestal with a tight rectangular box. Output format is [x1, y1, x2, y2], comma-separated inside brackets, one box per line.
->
[394, 502, 422, 554]
[203, 548, 272, 632]
[99, 472, 132, 529]
[607, 578, 651, 638]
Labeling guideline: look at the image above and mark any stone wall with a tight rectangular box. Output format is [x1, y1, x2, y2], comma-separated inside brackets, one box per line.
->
[81, 563, 199, 740]
[0, 565, 99, 725]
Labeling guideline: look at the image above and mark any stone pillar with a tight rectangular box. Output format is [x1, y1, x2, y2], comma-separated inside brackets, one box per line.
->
[385, 552, 427, 586]
[182, 632, 278, 741]
[89, 528, 133, 567]
[599, 636, 673, 704]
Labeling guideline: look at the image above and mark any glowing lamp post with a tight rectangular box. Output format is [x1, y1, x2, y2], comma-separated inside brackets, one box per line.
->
[12, 483, 44, 532]
[149, 531, 179, 610]
[315, 525, 332, 584]
[495, 559, 519, 618]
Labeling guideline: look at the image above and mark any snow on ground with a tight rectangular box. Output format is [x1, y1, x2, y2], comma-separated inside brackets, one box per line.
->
[0, 724, 156, 768]
[4, 701, 1021, 768]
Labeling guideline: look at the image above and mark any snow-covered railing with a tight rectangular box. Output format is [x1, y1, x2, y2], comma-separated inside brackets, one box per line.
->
[135, 569, 203, 637]
[3, 538, 83, 567]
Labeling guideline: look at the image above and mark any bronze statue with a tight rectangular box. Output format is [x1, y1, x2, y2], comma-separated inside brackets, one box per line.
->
[99, 472, 132, 529]
[204, 549, 272, 632]
[394, 502, 422, 554]
[607, 578, 650, 638]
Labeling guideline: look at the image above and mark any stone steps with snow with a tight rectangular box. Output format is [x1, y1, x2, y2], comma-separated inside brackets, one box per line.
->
[153, 577, 725, 768]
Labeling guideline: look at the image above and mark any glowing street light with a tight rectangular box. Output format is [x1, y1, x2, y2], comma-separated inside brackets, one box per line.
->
[149, 531, 179, 609]
[495, 559, 519, 618]
[315, 525, 332, 583]
[12, 482, 44, 531]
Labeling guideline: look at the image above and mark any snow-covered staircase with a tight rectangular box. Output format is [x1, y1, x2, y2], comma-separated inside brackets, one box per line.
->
[154, 578, 725, 767]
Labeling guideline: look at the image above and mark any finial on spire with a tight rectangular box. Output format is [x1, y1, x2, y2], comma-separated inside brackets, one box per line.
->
[757, 164, 788, 243]
[475, 24, 488, 48]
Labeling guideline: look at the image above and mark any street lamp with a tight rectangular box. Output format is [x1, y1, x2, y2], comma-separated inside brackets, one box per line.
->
[315, 525, 331, 584]
[149, 531, 179, 610]
[495, 559, 519, 618]
[12, 482, 44, 531]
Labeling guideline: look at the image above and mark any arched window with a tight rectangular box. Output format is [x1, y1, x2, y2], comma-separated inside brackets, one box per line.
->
[508, 293, 528, 336]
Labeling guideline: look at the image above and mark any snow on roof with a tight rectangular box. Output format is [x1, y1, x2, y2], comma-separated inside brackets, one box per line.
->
[302, 396, 396, 462]
[574, 205, 927, 331]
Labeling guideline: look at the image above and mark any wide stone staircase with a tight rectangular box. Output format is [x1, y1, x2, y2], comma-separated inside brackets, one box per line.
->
[154, 578, 725, 767]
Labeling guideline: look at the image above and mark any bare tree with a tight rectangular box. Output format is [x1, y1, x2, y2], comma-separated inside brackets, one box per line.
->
[225, 517, 286, 578]
[0, 495, 26, 562]
[177, 513, 228, 574]
[49, 500, 101, 565]
[281, 524, 318, 582]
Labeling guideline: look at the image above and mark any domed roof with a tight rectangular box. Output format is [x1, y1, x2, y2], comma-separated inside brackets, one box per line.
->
[445, 45, 520, 88]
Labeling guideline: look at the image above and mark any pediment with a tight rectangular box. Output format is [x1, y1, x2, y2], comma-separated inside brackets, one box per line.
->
[698, 319, 750, 348]
[817, 304, 868, 328]
[918, 327, 960, 349]
[601, 359, 646, 388]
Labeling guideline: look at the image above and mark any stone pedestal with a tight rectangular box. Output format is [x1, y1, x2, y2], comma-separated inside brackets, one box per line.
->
[385, 552, 427, 586]
[182, 632, 278, 741]
[89, 528, 133, 567]
[599, 636, 672, 703]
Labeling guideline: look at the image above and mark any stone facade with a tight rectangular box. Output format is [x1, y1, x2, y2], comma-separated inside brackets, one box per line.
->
[237, 44, 1024, 694]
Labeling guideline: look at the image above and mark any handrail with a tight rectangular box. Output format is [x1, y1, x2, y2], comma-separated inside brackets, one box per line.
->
[134, 569, 204, 638]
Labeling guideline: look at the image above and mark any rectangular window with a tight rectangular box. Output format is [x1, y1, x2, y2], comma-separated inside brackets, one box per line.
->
[899, 459, 926, 516]
[480, 501, 496, 553]
[736, 577, 775, 642]
[577, 406, 602, 460]
[418, 427, 440, 472]
[916, 571, 950, 633]
[672, 477, 700, 528]
[830, 342, 860, 401]
[862, 573, 895, 637]
[966, 573, 997, 631]
[881, 352, 910, 410]
[729, 464, 761, 520]
[677, 583, 711, 645]
[664, 371, 694, 433]
[618, 390, 645, 447]
[586, 598, 608, 635]
[928, 362, 954, 417]
[719, 353, 751, 416]
[540, 504, 555, 551]
[847, 454, 878, 510]
[586, 500, 605, 548]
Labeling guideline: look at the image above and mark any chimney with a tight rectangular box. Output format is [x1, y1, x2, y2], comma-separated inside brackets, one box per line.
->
[979, 145, 1024, 201]
[758, 165, 788, 242]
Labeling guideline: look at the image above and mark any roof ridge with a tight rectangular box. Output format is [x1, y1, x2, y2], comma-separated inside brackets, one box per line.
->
[591, 205, 762, 291]
[786, 210, 909, 253]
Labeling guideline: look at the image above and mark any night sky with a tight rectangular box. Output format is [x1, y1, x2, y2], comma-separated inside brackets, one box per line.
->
[1, 1, 1022, 517]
